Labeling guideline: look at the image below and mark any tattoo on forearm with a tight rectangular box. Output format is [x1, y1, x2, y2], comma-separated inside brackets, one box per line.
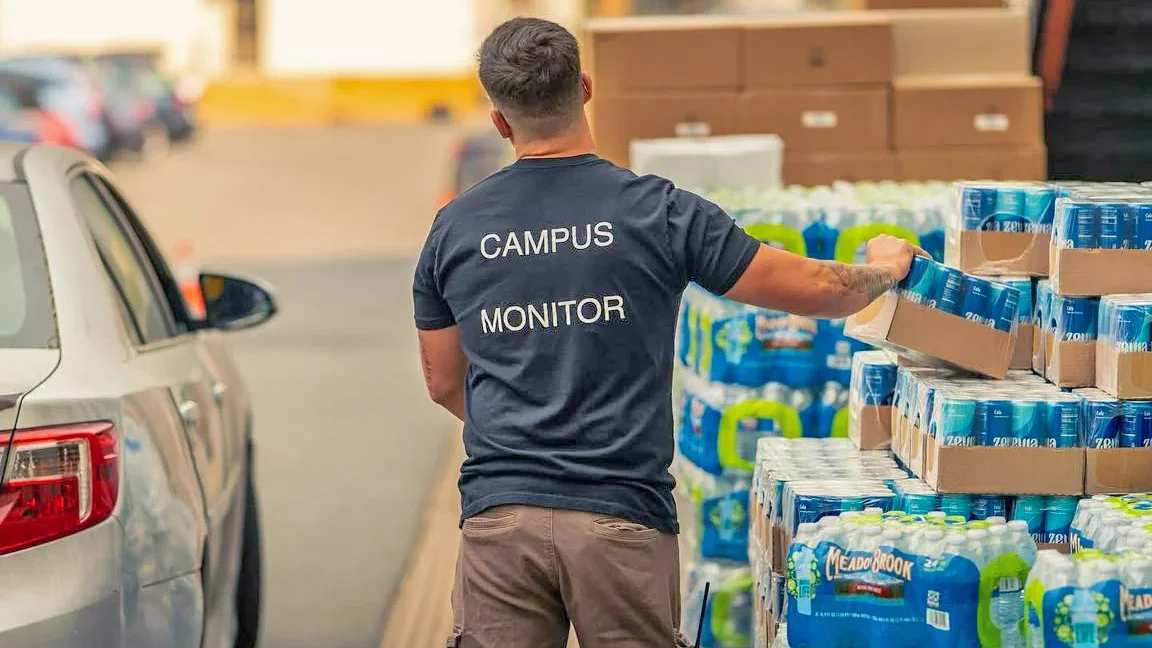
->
[816, 261, 896, 303]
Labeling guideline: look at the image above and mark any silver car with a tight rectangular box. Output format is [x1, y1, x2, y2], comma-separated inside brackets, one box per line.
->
[0, 143, 271, 647]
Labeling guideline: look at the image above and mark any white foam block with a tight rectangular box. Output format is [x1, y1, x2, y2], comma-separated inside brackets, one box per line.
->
[629, 135, 784, 192]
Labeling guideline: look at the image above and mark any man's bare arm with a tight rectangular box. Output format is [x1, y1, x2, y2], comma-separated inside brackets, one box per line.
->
[812, 259, 898, 305]
[724, 235, 921, 319]
[418, 326, 467, 421]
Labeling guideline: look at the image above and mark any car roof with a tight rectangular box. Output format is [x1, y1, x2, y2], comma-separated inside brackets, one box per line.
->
[0, 143, 94, 183]
[0, 144, 28, 181]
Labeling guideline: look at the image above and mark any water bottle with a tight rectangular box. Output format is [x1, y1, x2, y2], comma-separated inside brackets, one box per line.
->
[792, 522, 819, 616]
[1070, 500, 1103, 552]
[930, 532, 983, 648]
[1007, 520, 1038, 567]
[988, 525, 1027, 648]
[1071, 565, 1101, 648]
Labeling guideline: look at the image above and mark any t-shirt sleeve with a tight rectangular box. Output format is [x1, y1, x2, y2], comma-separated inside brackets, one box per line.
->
[666, 187, 761, 295]
[413, 223, 457, 331]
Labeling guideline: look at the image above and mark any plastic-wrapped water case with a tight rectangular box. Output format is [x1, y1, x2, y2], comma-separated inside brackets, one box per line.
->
[1025, 549, 1152, 648]
[1033, 280, 1099, 388]
[1051, 186, 1152, 296]
[845, 256, 1021, 378]
[848, 350, 897, 450]
[786, 510, 1039, 648]
[897, 367, 1086, 494]
[947, 181, 1054, 276]
[683, 560, 755, 648]
[1096, 294, 1152, 398]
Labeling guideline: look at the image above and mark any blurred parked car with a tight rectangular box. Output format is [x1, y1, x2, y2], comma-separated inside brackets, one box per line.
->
[94, 53, 197, 145]
[0, 142, 268, 647]
[0, 56, 113, 160]
[0, 71, 80, 148]
[80, 56, 166, 161]
[438, 130, 512, 208]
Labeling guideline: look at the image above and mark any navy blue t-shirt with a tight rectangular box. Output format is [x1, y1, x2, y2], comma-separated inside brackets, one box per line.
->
[413, 154, 760, 533]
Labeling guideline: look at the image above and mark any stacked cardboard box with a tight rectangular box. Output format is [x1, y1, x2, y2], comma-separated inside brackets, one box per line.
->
[586, 6, 1044, 185]
[742, 14, 895, 185]
[889, 8, 1044, 181]
[587, 15, 744, 167]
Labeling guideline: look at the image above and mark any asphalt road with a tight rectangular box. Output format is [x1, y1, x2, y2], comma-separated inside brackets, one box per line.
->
[113, 124, 471, 648]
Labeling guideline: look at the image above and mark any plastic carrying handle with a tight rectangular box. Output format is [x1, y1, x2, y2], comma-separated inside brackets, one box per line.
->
[744, 223, 807, 256]
[718, 400, 803, 472]
[834, 224, 919, 264]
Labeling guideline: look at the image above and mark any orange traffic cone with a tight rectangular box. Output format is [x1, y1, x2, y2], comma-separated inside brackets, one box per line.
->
[172, 241, 206, 320]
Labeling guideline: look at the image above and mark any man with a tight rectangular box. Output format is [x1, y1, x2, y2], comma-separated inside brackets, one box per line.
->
[414, 17, 921, 648]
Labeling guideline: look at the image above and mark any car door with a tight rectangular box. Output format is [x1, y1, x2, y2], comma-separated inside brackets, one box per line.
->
[94, 178, 249, 494]
[88, 174, 249, 646]
[68, 170, 240, 642]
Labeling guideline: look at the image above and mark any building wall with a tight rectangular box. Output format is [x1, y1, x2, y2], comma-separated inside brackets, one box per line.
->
[0, 0, 231, 84]
[261, 0, 477, 76]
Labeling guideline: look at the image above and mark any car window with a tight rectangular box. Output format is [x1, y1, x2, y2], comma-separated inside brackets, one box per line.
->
[71, 174, 174, 344]
[0, 183, 56, 348]
[0, 88, 21, 113]
[93, 175, 194, 330]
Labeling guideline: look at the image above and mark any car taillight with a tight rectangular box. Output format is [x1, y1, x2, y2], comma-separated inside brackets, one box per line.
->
[0, 422, 118, 555]
[37, 111, 79, 148]
[133, 99, 154, 122]
[88, 91, 104, 118]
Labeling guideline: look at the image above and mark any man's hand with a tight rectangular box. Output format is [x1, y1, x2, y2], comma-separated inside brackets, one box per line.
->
[865, 234, 928, 284]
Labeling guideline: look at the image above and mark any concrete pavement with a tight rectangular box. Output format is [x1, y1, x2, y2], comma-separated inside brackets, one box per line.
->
[113, 124, 468, 648]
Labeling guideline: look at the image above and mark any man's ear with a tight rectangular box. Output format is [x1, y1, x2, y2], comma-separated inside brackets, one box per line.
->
[491, 109, 513, 140]
[581, 73, 592, 104]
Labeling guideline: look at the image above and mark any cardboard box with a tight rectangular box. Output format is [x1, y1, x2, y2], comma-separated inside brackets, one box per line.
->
[585, 16, 742, 94]
[739, 85, 890, 153]
[592, 92, 741, 166]
[917, 426, 1086, 494]
[907, 421, 928, 477]
[892, 409, 908, 461]
[784, 151, 897, 186]
[1050, 247, 1152, 296]
[769, 523, 787, 574]
[945, 229, 1050, 276]
[743, 13, 893, 87]
[886, 7, 1030, 77]
[892, 75, 1043, 149]
[1038, 543, 1071, 554]
[854, 0, 1003, 7]
[1085, 447, 1152, 494]
[1096, 342, 1152, 400]
[850, 404, 893, 450]
[1044, 330, 1096, 389]
[896, 146, 1047, 182]
[845, 292, 1014, 379]
[1011, 323, 1034, 370]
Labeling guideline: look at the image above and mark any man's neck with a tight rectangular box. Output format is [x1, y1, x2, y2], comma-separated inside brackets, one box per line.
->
[514, 119, 597, 160]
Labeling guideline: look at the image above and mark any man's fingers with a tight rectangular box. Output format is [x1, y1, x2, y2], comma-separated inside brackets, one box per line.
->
[908, 243, 931, 259]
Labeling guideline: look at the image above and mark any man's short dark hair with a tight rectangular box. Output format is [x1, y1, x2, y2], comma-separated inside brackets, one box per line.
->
[478, 17, 583, 133]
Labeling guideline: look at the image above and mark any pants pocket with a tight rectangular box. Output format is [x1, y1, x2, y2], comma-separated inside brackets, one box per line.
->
[591, 516, 659, 541]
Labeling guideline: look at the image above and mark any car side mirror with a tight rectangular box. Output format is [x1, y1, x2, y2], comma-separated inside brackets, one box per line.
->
[199, 272, 277, 331]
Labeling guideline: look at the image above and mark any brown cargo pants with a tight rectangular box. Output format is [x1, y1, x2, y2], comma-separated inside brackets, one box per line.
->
[446, 505, 692, 648]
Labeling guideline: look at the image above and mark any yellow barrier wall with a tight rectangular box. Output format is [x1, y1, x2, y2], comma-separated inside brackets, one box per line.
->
[198, 73, 486, 125]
